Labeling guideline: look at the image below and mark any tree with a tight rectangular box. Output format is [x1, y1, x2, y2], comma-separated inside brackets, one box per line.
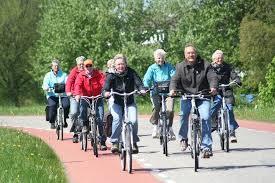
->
[0, 0, 41, 106]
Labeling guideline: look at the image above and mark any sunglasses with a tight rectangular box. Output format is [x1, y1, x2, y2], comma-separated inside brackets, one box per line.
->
[85, 65, 92, 68]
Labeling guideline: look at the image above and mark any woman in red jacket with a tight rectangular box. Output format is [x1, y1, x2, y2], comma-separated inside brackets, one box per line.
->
[74, 59, 107, 150]
[65, 56, 85, 143]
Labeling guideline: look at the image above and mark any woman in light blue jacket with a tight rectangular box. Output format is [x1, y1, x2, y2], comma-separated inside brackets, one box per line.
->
[143, 49, 176, 140]
[42, 59, 69, 129]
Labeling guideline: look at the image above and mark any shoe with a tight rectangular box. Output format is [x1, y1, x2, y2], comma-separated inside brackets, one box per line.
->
[132, 143, 139, 154]
[50, 123, 55, 129]
[201, 148, 213, 158]
[72, 134, 78, 143]
[100, 141, 107, 151]
[180, 139, 188, 151]
[63, 121, 68, 128]
[168, 127, 176, 141]
[82, 126, 88, 133]
[230, 132, 237, 143]
[152, 125, 159, 138]
[111, 143, 119, 153]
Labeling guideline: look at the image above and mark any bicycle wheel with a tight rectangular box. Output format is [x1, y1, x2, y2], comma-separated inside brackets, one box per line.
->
[55, 119, 60, 140]
[90, 116, 98, 157]
[120, 149, 126, 171]
[125, 125, 132, 173]
[224, 110, 230, 152]
[193, 121, 199, 172]
[161, 116, 168, 156]
[60, 109, 64, 141]
[217, 112, 225, 150]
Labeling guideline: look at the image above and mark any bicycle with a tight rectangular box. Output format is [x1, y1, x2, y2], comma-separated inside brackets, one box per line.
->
[80, 95, 103, 157]
[174, 90, 210, 172]
[110, 90, 141, 173]
[216, 80, 238, 152]
[154, 81, 171, 157]
[48, 83, 66, 140]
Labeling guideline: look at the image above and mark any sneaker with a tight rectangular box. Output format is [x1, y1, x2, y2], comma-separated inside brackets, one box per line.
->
[50, 123, 55, 129]
[152, 125, 159, 138]
[132, 143, 139, 154]
[230, 132, 237, 143]
[180, 139, 188, 151]
[111, 143, 119, 153]
[100, 141, 107, 151]
[82, 126, 88, 133]
[168, 127, 176, 141]
[201, 148, 213, 158]
[72, 134, 78, 143]
[63, 121, 68, 128]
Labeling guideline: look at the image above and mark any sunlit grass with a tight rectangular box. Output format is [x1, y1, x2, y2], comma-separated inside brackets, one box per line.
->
[0, 128, 67, 182]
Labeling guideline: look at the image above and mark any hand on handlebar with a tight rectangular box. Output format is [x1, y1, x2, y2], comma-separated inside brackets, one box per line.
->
[169, 90, 175, 96]
[210, 88, 217, 95]
[104, 91, 111, 98]
[75, 95, 80, 102]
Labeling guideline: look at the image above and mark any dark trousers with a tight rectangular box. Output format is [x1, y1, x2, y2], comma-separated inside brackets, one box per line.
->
[47, 96, 70, 123]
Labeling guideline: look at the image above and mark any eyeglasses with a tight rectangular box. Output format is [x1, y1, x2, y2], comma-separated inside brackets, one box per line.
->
[85, 65, 92, 68]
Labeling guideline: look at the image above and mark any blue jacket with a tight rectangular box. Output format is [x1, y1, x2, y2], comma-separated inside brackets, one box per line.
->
[143, 62, 175, 95]
[42, 69, 67, 99]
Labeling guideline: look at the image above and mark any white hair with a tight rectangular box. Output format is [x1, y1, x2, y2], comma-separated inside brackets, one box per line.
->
[154, 49, 166, 58]
[114, 54, 127, 64]
[76, 56, 85, 64]
[52, 59, 60, 65]
[212, 50, 224, 61]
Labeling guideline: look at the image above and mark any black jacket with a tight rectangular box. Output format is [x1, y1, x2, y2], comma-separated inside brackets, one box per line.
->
[170, 57, 218, 94]
[211, 62, 241, 104]
[102, 67, 145, 106]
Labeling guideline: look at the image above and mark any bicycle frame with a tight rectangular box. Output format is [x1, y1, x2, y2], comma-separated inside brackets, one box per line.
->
[159, 93, 169, 156]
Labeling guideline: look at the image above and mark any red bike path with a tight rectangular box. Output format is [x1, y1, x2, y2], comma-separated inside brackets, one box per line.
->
[15, 117, 275, 183]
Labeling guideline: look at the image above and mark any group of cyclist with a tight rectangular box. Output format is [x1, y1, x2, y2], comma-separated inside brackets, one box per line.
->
[42, 44, 241, 158]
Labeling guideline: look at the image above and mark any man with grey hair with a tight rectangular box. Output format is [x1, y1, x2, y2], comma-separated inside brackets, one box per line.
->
[210, 50, 241, 143]
[143, 48, 176, 140]
[65, 56, 85, 143]
[42, 59, 70, 129]
[169, 44, 218, 158]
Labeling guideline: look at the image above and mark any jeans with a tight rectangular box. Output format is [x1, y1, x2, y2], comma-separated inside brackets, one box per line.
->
[79, 98, 106, 143]
[47, 96, 70, 124]
[179, 99, 212, 150]
[210, 95, 239, 132]
[69, 97, 79, 127]
[150, 95, 174, 127]
[110, 102, 139, 144]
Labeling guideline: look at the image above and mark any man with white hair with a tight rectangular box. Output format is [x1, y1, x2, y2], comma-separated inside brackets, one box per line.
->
[210, 50, 241, 143]
[42, 59, 69, 129]
[65, 56, 85, 143]
[143, 49, 176, 140]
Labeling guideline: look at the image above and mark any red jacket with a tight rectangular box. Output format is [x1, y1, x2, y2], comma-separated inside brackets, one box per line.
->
[65, 67, 82, 95]
[74, 69, 105, 96]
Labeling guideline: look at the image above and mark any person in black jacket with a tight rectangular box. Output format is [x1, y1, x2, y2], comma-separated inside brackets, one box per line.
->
[210, 50, 241, 143]
[103, 54, 146, 154]
[169, 44, 218, 158]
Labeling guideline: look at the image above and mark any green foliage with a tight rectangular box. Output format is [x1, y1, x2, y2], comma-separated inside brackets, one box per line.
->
[257, 57, 275, 105]
[0, 128, 67, 182]
[0, 0, 41, 106]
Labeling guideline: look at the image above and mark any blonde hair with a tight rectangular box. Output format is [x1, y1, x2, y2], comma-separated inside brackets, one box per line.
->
[212, 50, 224, 61]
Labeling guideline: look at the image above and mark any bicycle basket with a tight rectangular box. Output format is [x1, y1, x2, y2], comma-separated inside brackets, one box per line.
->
[54, 83, 65, 93]
[156, 80, 170, 93]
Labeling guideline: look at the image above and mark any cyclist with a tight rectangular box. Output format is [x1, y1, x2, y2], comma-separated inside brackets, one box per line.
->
[210, 50, 241, 143]
[169, 44, 218, 158]
[42, 59, 70, 129]
[143, 49, 176, 140]
[65, 56, 85, 143]
[103, 54, 146, 154]
[74, 59, 107, 151]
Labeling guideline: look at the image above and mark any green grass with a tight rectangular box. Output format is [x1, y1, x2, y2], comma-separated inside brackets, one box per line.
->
[0, 100, 274, 122]
[0, 128, 67, 183]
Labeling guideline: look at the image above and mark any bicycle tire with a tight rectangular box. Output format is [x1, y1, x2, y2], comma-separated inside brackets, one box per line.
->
[120, 149, 126, 171]
[82, 132, 87, 151]
[60, 109, 64, 141]
[91, 116, 98, 157]
[193, 121, 199, 172]
[125, 125, 132, 173]
[224, 110, 230, 152]
[162, 116, 168, 156]
[218, 111, 225, 150]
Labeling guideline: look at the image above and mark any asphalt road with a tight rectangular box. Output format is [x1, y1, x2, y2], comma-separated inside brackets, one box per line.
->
[0, 116, 274, 183]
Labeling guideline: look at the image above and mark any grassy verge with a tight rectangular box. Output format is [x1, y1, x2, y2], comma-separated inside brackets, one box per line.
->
[0, 100, 274, 123]
[0, 128, 67, 182]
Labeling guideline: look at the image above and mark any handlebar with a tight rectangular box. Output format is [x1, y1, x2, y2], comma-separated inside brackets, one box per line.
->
[81, 94, 103, 100]
[170, 90, 211, 99]
[111, 90, 139, 97]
